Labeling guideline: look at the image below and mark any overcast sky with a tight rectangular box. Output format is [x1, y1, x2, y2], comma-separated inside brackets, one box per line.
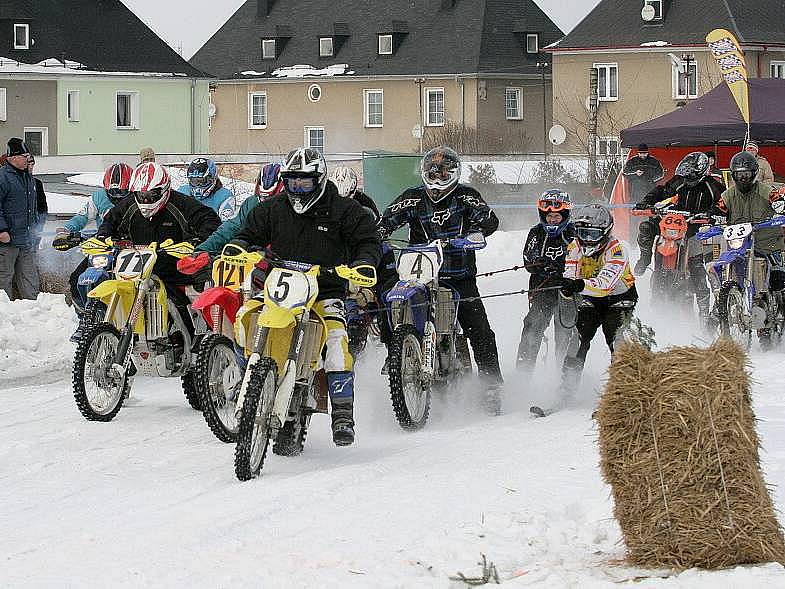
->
[121, 0, 602, 60]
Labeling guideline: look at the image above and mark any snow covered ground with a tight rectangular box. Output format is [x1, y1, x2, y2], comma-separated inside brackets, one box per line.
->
[2, 231, 785, 587]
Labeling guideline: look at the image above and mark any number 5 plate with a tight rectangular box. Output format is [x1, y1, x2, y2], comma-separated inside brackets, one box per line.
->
[264, 268, 314, 309]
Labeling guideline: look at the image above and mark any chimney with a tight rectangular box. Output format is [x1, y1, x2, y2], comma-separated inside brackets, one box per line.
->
[258, 0, 277, 17]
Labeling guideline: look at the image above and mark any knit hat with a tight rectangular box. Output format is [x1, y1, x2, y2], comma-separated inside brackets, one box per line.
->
[637, 143, 649, 152]
[139, 147, 156, 162]
[6, 137, 30, 157]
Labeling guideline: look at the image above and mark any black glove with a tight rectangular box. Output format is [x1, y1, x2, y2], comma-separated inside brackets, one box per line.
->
[561, 278, 585, 296]
[633, 202, 650, 211]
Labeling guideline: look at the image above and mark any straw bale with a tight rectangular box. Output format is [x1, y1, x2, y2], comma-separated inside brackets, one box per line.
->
[597, 339, 785, 569]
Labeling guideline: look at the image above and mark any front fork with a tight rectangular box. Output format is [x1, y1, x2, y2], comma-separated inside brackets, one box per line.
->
[112, 280, 151, 377]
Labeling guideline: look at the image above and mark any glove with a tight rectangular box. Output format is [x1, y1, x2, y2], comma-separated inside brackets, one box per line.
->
[560, 278, 585, 296]
[52, 231, 77, 251]
[633, 202, 650, 211]
[177, 252, 211, 276]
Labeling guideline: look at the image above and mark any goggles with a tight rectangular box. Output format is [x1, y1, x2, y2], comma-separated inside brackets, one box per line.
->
[283, 175, 317, 194]
[136, 188, 164, 204]
[189, 176, 214, 189]
[575, 226, 606, 243]
[538, 198, 570, 213]
[732, 170, 755, 183]
[107, 188, 129, 199]
[423, 165, 454, 182]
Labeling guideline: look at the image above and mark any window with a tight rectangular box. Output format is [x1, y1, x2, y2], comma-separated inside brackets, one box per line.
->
[23, 127, 49, 156]
[308, 84, 322, 102]
[248, 92, 267, 128]
[644, 0, 663, 20]
[364, 89, 383, 127]
[319, 37, 334, 57]
[67, 90, 80, 122]
[305, 126, 325, 154]
[13, 24, 29, 49]
[262, 39, 276, 59]
[0, 88, 6, 122]
[595, 63, 618, 101]
[771, 61, 785, 79]
[526, 34, 539, 54]
[505, 88, 523, 120]
[597, 136, 620, 157]
[116, 92, 139, 129]
[378, 34, 393, 55]
[672, 57, 698, 99]
[425, 87, 445, 126]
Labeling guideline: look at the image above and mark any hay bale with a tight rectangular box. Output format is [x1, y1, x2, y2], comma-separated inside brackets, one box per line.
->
[597, 339, 785, 569]
[39, 270, 69, 295]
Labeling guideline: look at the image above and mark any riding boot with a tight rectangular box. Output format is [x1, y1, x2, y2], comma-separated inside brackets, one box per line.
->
[635, 220, 656, 276]
[634, 250, 652, 277]
[70, 308, 88, 343]
[558, 356, 585, 406]
[328, 371, 355, 446]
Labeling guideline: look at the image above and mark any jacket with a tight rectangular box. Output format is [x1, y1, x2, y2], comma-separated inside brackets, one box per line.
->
[623, 155, 664, 197]
[64, 189, 117, 232]
[756, 156, 775, 184]
[177, 181, 237, 222]
[352, 190, 380, 221]
[641, 175, 725, 216]
[378, 184, 499, 280]
[0, 162, 39, 248]
[232, 181, 381, 300]
[32, 177, 47, 241]
[523, 224, 575, 290]
[97, 190, 220, 284]
[715, 181, 784, 255]
[197, 193, 259, 253]
[564, 236, 636, 302]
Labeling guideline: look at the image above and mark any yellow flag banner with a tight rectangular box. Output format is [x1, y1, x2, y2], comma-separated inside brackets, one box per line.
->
[706, 28, 750, 124]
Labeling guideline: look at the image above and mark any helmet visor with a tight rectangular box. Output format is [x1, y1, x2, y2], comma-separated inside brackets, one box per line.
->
[284, 176, 317, 195]
[733, 170, 755, 184]
[575, 226, 606, 243]
[423, 163, 455, 185]
[137, 187, 164, 204]
[107, 188, 129, 199]
[189, 176, 213, 189]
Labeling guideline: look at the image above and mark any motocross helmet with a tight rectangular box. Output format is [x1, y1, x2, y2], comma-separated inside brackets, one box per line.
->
[131, 162, 171, 219]
[730, 151, 759, 193]
[329, 165, 359, 198]
[255, 162, 284, 199]
[572, 204, 613, 257]
[537, 189, 572, 236]
[421, 146, 461, 203]
[675, 152, 709, 188]
[187, 157, 218, 200]
[280, 147, 328, 214]
[102, 162, 133, 204]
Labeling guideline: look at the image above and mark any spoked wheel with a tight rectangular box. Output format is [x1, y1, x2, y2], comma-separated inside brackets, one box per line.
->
[760, 294, 785, 351]
[235, 358, 278, 481]
[717, 281, 752, 350]
[196, 334, 242, 443]
[73, 323, 130, 421]
[272, 392, 311, 457]
[389, 324, 431, 431]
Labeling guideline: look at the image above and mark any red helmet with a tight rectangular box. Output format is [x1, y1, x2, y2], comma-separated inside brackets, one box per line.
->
[130, 162, 171, 219]
[102, 163, 133, 204]
[255, 162, 284, 199]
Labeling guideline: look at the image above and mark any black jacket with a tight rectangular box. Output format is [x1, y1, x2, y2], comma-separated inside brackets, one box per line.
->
[523, 224, 576, 289]
[232, 181, 381, 300]
[97, 190, 220, 284]
[623, 155, 665, 198]
[0, 162, 38, 248]
[378, 184, 499, 280]
[353, 190, 380, 222]
[641, 175, 726, 216]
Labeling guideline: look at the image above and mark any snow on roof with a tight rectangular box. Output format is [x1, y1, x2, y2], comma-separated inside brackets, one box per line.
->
[239, 70, 266, 76]
[271, 64, 355, 78]
[640, 41, 670, 47]
[0, 57, 189, 78]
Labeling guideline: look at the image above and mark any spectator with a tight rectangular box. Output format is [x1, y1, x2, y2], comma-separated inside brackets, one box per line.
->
[139, 146, 156, 164]
[27, 154, 48, 249]
[745, 141, 774, 183]
[623, 143, 664, 201]
[0, 138, 40, 300]
[704, 151, 722, 178]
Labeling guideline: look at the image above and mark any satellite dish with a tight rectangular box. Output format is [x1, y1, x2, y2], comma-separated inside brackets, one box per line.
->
[208, 103, 217, 118]
[641, 4, 656, 21]
[548, 124, 567, 146]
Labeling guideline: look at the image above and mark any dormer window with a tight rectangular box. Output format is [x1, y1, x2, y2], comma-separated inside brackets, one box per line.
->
[14, 24, 30, 50]
[378, 34, 393, 55]
[319, 37, 334, 58]
[262, 39, 276, 59]
[644, 0, 663, 21]
[526, 33, 539, 54]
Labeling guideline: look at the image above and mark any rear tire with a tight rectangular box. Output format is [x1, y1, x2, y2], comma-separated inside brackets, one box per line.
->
[388, 324, 431, 431]
[196, 334, 241, 443]
[73, 323, 129, 421]
[234, 358, 278, 481]
[717, 281, 751, 350]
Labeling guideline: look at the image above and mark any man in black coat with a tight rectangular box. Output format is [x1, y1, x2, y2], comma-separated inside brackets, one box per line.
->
[623, 143, 664, 201]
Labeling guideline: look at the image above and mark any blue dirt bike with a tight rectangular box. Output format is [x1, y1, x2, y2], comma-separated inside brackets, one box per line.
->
[384, 235, 482, 430]
[695, 216, 785, 350]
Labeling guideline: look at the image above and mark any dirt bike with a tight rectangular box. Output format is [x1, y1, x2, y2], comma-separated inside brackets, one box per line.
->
[696, 215, 785, 350]
[72, 238, 206, 421]
[233, 258, 376, 481]
[384, 235, 481, 431]
[184, 244, 268, 443]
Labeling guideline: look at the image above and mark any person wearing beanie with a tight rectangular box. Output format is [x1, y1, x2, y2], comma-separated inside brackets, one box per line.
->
[0, 138, 40, 299]
[622, 143, 665, 201]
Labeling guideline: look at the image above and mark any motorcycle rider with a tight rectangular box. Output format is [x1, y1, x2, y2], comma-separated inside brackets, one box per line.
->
[557, 204, 637, 403]
[230, 148, 381, 447]
[377, 146, 504, 412]
[329, 165, 380, 221]
[95, 162, 220, 339]
[516, 190, 575, 373]
[633, 152, 725, 322]
[177, 157, 237, 221]
[53, 163, 133, 341]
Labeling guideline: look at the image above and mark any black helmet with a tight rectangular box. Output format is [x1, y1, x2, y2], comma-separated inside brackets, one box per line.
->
[675, 152, 709, 187]
[421, 146, 461, 202]
[572, 204, 613, 257]
[730, 151, 759, 193]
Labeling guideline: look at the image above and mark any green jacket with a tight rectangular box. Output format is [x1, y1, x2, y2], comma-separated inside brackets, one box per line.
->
[717, 181, 784, 255]
[196, 195, 259, 253]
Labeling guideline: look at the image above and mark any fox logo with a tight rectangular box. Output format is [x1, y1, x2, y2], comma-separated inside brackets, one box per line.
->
[431, 210, 451, 225]
[544, 246, 564, 260]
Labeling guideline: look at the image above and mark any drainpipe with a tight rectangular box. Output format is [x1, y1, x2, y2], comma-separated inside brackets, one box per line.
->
[415, 77, 425, 153]
[456, 75, 465, 131]
[190, 78, 196, 154]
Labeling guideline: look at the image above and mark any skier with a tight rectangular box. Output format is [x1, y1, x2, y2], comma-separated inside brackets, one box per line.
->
[229, 148, 381, 447]
[177, 157, 237, 221]
[378, 145, 504, 412]
[516, 190, 575, 373]
[533, 204, 636, 416]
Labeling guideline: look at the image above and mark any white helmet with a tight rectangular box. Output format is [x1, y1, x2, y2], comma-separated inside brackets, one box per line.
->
[280, 147, 328, 214]
[329, 165, 358, 198]
[130, 162, 171, 219]
[421, 146, 461, 202]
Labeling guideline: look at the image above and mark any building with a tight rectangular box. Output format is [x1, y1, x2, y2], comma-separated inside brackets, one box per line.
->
[190, 0, 564, 155]
[0, 0, 210, 156]
[549, 0, 785, 156]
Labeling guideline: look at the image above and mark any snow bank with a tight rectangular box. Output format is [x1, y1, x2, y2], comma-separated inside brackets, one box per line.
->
[463, 158, 590, 184]
[0, 293, 73, 381]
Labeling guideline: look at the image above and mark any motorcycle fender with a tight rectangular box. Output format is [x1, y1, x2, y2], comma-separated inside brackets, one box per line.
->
[258, 305, 296, 329]
[78, 267, 110, 287]
[385, 280, 427, 303]
[192, 287, 242, 324]
[272, 359, 297, 430]
[88, 279, 135, 303]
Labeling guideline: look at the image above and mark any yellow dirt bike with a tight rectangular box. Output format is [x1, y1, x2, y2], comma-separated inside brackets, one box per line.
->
[233, 258, 376, 481]
[72, 238, 205, 421]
